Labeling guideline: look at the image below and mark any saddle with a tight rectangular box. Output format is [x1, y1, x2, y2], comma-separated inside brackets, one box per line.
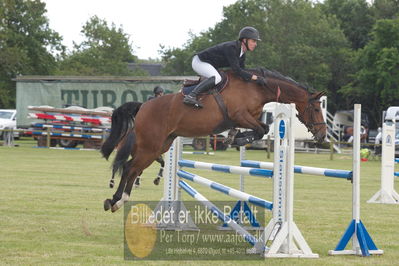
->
[181, 72, 228, 96]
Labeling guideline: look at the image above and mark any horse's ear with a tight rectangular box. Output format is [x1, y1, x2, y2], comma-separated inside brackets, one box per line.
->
[312, 90, 326, 99]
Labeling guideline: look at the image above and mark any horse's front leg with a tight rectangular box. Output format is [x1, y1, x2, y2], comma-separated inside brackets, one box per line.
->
[231, 112, 267, 145]
[258, 122, 270, 138]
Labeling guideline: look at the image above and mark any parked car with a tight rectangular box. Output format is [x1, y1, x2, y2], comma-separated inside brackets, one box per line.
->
[0, 109, 19, 139]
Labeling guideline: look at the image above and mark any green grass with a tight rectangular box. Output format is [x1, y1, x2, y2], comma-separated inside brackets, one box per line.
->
[0, 140, 398, 265]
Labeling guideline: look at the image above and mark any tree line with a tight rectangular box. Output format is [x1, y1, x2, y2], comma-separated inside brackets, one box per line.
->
[1, 0, 398, 128]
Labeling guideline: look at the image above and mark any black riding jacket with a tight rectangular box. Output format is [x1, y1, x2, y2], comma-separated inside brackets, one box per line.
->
[196, 40, 253, 81]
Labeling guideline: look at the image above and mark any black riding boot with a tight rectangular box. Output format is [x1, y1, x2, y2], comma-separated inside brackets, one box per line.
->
[183, 77, 216, 108]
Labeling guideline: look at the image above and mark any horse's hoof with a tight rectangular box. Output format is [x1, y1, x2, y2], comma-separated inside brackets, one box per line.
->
[111, 192, 129, 212]
[109, 180, 114, 188]
[104, 199, 112, 211]
[111, 204, 120, 213]
[134, 178, 141, 188]
[153, 177, 160, 185]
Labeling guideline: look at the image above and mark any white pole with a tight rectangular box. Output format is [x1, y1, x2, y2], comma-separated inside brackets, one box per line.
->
[352, 104, 361, 254]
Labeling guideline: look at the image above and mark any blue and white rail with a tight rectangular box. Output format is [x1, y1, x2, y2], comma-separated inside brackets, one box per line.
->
[177, 170, 273, 210]
[32, 131, 102, 139]
[178, 159, 273, 178]
[179, 180, 258, 246]
[33, 123, 108, 132]
[241, 160, 352, 179]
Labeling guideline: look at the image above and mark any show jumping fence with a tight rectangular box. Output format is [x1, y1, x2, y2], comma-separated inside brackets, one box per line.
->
[156, 104, 383, 258]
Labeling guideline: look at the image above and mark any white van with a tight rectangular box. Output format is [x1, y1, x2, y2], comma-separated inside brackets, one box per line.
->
[0, 109, 19, 139]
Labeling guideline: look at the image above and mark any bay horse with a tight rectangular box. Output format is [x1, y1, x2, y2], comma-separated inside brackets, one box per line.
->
[101, 68, 327, 212]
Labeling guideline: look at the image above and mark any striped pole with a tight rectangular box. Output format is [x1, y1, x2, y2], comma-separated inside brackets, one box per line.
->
[241, 160, 352, 179]
[28, 113, 110, 125]
[182, 151, 215, 155]
[178, 159, 273, 178]
[32, 131, 103, 140]
[179, 180, 259, 247]
[33, 146, 96, 151]
[177, 170, 273, 210]
[33, 123, 108, 132]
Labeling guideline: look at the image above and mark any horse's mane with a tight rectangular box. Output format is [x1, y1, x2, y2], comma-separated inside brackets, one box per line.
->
[249, 68, 312, 92]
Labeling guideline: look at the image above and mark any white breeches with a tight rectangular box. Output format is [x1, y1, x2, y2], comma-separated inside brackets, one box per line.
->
[192, 55, 222, 84]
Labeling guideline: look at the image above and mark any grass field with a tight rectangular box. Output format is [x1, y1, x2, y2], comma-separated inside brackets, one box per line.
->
[0, 139, 398, 265]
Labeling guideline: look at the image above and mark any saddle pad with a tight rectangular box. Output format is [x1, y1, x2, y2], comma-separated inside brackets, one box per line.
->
[181, 72, 228, 96]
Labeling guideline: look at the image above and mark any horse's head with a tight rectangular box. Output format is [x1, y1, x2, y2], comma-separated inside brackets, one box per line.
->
[297, 91, 327, 143]
[243, 68, 327, 142]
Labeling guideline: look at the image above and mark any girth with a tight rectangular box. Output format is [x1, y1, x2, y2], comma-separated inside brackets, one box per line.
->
[209, 88, 235, 134]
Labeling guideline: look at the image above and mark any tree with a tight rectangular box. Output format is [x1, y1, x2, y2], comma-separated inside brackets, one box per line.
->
[57, 16, 142, 76]
[340, 18, 399, 127]
[372, 0, 399, 20]
[321, 0, 375, 50]
[0, 0, 64, 108]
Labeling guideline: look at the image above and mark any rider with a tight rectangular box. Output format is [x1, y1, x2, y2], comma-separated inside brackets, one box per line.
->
[183, 26, 267, 108]
[148, 86, 164, 101]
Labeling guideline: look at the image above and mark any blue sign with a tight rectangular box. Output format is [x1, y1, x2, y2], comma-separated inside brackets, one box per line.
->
[279, 120, 285, 139]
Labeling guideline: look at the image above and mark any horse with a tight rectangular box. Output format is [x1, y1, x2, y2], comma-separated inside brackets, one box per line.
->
[101, 68, 327, 212]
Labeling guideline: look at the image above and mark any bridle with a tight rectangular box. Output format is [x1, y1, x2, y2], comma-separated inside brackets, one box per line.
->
[299, 96, 326, 138]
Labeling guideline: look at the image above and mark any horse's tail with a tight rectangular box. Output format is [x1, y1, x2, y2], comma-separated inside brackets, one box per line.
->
[100, 101, 143, 160]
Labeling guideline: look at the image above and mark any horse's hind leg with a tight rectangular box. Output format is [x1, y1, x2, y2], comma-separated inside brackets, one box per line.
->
[153, 156, 164, 185]
[110, 136, 176, 212]
[104, 159, 133, 211]
[111, 154, 158, 212]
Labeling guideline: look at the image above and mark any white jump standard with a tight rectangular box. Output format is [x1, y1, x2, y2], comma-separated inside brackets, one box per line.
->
[368, 106, 399, 204]
[328, 104, 383, 256]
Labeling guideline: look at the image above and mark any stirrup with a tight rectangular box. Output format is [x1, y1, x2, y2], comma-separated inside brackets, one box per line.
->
[183, 95, 203, 108]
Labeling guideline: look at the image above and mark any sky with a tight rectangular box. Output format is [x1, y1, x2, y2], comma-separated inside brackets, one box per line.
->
[43, 0, 237, 59]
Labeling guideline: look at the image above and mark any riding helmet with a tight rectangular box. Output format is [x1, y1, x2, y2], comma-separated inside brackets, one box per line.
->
[153, 86, 164, 95]
[238, 26, 261, 41]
